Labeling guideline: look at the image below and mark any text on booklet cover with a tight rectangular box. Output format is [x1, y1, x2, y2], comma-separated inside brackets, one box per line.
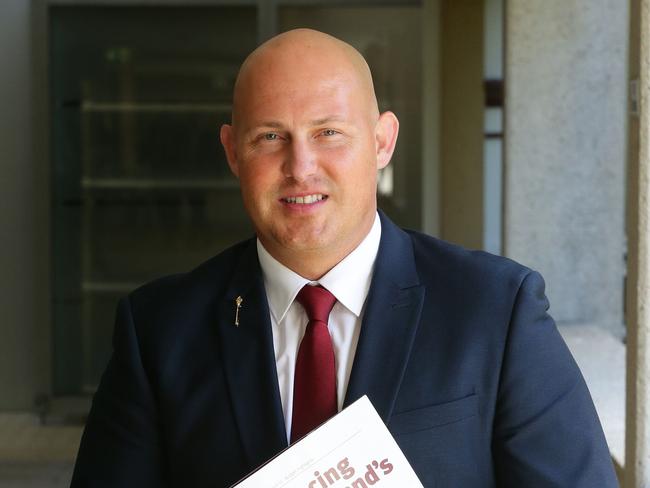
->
[231, 395, 423, 488]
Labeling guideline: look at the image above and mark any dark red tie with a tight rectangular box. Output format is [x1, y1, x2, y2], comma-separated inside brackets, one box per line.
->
[290, 285, 338, 443]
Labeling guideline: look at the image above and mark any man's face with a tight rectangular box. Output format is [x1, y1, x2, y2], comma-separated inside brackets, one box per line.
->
[221, 34, 398, 275]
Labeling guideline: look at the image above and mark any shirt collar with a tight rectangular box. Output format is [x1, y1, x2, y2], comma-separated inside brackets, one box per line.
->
[257, 212, 382, 324]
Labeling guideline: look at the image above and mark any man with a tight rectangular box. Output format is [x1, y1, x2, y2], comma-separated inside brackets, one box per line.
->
[71, 29, 617, 487]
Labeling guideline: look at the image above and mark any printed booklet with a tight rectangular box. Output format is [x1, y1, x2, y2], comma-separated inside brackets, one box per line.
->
[231, 395, 423, 488]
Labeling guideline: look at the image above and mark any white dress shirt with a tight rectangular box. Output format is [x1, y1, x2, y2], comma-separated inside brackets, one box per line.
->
[256, 213, 381, 442]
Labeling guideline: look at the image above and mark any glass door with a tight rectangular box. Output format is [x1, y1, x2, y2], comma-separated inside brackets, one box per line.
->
[50, 6, 257, 394]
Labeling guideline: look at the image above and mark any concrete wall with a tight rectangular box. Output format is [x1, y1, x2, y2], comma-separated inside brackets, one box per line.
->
[0, 1, 48, 410]
[505, 0, 628, 332]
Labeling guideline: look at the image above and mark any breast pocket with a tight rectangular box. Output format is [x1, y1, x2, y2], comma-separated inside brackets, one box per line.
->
[387, 394, 483, 488]
[388, 393, 478, 435]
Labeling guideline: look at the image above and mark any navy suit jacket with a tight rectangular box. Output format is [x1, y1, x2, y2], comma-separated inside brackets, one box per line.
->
[71, 212, 617, 487]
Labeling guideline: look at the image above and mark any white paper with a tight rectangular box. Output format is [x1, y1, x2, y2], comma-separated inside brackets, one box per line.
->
[232, 396, 423, 488]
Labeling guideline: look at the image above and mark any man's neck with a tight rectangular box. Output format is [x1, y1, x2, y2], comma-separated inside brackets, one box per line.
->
[265, 244, 359, 281]
[259, 214, 379, 281]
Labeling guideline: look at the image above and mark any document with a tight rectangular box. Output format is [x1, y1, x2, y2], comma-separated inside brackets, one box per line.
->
[231, 395, 423, 488]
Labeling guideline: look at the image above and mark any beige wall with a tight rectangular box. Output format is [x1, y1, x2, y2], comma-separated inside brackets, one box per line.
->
[625, 0, 641, 480]
[440, 0, 485, 249]
[625, 0, 650, 484]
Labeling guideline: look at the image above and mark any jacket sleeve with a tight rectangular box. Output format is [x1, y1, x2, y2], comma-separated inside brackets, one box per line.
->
[492, 270, 618, 487]
[70, 296, 168, 488]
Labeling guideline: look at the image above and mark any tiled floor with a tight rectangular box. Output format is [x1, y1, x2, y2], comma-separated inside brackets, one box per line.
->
[0, 462, 74, 488]
[0, 413, 82, 487]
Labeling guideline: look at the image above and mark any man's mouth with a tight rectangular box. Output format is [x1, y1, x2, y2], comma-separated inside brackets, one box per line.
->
[281, 194, 328, 204]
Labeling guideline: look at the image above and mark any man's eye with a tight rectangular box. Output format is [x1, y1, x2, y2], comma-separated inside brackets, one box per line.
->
[264, 133, 278, 141]
[322, 129, 338, 136]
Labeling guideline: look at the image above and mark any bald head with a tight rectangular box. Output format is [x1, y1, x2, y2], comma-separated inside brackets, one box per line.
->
[231, 29, 379, 128]
[219, 29, 399, 279]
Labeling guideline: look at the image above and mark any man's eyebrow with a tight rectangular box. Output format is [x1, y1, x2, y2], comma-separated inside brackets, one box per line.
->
[250, 121, 284, 130]
[245, 117, 347, 133]
[309, 116, 347, 126]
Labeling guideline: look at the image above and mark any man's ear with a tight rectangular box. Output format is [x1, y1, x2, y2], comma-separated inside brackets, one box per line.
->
[374, 111, 399, 170]
[220, 124, 239, 178]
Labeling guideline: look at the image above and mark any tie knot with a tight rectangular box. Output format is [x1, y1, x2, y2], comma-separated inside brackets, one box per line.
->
[296, 285, 337, 323]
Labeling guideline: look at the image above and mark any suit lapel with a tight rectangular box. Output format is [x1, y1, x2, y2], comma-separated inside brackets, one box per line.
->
[217, 240, 287, 470]
[216, 214, 424, 464]
[344, 212, 425, 423]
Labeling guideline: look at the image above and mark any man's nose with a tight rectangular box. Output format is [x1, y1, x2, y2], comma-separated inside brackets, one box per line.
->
[282, 138, 317, 182]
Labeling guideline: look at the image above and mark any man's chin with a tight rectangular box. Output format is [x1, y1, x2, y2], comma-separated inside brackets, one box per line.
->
[277, 236, 329, 253]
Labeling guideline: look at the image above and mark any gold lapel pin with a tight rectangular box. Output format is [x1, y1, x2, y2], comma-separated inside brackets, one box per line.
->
[234, 296, 243, 327]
